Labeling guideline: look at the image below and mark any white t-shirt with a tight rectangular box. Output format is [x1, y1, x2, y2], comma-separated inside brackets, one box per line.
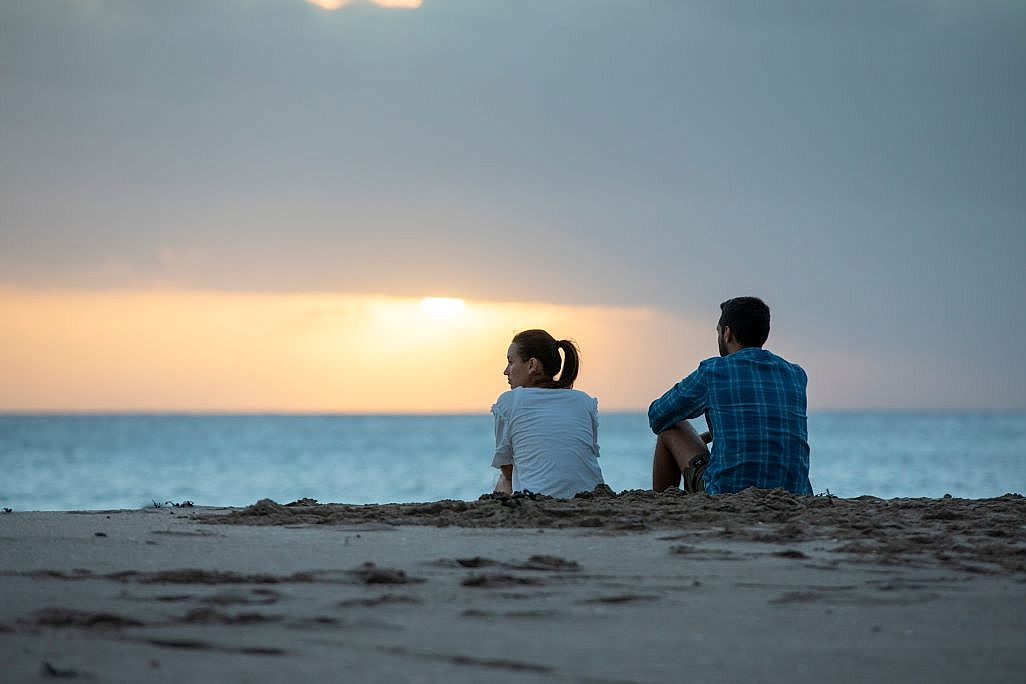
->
[491, 387, 604, 499]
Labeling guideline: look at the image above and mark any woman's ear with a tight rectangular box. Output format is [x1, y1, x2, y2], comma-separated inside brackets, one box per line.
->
[527, 357, 542, 377]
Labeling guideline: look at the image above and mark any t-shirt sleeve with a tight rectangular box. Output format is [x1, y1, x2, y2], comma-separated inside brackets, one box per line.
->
[491, 394, 514, 469]
[648, 363, 709, 434]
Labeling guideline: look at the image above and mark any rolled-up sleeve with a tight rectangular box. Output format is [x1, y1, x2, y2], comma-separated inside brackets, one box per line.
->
[491, 400, 513, 469]
[648, 365, 708, 434]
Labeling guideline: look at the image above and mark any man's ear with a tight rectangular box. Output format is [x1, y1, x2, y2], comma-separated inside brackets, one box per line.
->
[721, 325, 735, 344]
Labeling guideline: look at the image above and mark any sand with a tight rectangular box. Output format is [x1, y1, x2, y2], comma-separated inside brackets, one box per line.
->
[1, 488, 1024, 683]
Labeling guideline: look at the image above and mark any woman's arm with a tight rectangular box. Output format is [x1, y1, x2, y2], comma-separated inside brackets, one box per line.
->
[494, 465, 513, 494]
[491, 395, 514, 494]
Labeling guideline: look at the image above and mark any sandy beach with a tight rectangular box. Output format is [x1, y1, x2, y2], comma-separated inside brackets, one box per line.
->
[2, 488, 1024, 683]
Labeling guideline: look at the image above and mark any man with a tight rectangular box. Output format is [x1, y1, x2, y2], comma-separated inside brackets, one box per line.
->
[648, 296, 812, 495]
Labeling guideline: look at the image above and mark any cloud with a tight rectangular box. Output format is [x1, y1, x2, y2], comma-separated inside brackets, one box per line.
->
[305, 0, 422, 10]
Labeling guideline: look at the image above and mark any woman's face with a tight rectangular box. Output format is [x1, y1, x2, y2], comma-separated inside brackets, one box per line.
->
[504, 343, 535, 389]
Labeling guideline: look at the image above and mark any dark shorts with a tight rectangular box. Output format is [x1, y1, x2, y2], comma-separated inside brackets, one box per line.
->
[683, 454, 708, 494]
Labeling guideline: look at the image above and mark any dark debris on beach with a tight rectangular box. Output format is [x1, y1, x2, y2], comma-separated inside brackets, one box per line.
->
[200, 488, 1026, 575]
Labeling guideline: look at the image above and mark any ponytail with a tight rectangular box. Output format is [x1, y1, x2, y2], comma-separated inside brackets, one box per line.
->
[554, 339, 579, 389]
[510, 329, 581, 389]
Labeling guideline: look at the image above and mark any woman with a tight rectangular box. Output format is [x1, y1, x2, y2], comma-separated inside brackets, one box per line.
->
[491, 329, 604, 498]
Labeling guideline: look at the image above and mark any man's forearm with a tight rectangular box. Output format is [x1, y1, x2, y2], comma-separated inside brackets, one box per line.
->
[648, 368, 707, 435]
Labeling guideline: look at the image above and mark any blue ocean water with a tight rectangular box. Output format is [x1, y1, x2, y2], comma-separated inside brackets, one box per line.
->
[1, 412, 1024, 511]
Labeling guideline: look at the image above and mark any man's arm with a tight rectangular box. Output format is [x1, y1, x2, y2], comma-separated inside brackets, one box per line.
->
[648, 365, 709, 435]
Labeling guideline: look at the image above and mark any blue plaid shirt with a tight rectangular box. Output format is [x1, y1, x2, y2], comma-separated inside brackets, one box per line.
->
[649, 347, 812, 495]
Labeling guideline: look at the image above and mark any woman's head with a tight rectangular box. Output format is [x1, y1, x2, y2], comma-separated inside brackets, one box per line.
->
[504, 329, 580, 389]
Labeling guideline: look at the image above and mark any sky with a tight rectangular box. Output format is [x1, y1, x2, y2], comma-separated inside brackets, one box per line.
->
[1, 0, 1024, 412]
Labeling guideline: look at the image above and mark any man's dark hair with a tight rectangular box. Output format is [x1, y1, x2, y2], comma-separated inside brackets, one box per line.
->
[718, 297, 770, 348]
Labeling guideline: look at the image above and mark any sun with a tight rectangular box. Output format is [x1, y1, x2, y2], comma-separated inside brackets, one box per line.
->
[420, 297, 466, 316]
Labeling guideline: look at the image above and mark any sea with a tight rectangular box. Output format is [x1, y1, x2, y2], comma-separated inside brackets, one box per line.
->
[1, 412, 1024, 512]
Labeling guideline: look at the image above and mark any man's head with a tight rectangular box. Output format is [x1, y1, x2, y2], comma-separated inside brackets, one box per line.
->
[717, 297, 770, 356]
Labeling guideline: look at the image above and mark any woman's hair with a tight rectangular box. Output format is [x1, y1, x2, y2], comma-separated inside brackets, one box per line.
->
[511, 329, 580, 389]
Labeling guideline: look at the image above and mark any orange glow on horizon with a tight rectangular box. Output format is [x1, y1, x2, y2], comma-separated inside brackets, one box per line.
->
[0, 290, 710, 413]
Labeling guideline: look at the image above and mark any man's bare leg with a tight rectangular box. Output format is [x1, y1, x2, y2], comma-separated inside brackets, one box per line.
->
[652, 421, 710, 491]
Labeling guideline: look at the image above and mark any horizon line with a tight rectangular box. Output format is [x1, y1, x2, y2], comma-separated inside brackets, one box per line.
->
[2, 408, 1024, 417]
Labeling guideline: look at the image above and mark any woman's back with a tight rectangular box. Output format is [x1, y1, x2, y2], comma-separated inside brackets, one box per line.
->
[492, 387, 603, 499]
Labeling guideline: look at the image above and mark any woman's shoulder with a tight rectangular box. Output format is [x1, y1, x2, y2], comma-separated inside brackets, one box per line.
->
[492, 389, 517, 412]
[494, 387, 597, 407]
[492, 387, 525, 414]
[527, 387, 598, 411]
[566, 388, 599, 411]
